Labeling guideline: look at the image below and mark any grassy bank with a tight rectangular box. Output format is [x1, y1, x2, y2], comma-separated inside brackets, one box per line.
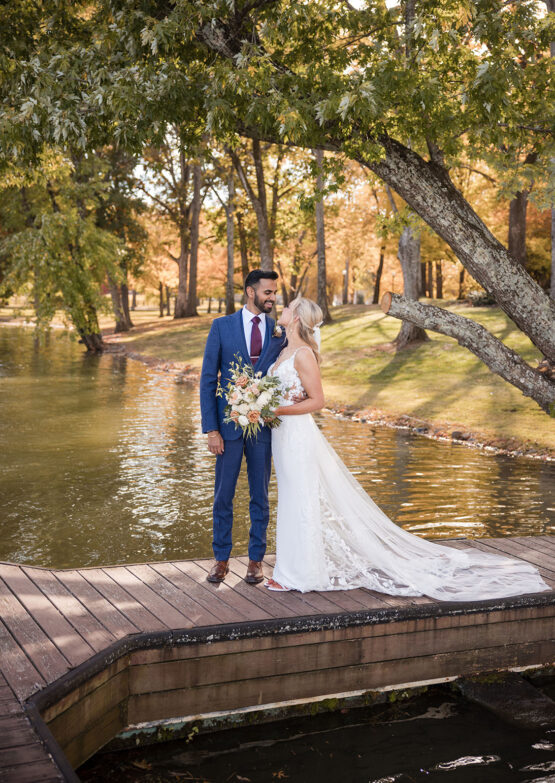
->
[101, 303, 553, 453]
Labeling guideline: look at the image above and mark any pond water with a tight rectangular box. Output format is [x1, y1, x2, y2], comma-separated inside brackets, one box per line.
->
[0, 326, 554, 569]
[79, 684, 555, 783]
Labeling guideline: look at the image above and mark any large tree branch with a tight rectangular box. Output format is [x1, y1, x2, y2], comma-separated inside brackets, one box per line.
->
[380, 292, 555, 415]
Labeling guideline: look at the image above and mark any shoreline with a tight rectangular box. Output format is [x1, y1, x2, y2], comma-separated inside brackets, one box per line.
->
[103, 340, 555, 463]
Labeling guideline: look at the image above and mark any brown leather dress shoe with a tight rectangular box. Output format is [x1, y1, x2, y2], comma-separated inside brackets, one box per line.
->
[245, 560, 264, 584]
[207, 560, 229, 583]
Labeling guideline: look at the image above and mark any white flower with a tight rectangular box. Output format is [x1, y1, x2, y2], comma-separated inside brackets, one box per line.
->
[237, 403, 249, 415]
[238, 415, 249, 427]
[257, 391, 271, 407]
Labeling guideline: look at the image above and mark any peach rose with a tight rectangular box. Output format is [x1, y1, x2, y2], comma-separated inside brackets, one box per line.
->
[230, 410, 240, 421]
[236, 375, 249, 388]
[247, 410, 260, 423]
[246, 384, 260, 396]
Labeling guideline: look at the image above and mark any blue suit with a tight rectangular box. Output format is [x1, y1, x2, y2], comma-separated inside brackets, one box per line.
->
[200, 309, 285, 561]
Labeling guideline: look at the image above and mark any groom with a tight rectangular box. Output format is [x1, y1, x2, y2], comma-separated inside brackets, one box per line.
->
[200, 270, 286, 584]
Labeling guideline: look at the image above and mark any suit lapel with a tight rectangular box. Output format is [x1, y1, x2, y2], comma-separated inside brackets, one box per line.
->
[233, 309, 251, 365]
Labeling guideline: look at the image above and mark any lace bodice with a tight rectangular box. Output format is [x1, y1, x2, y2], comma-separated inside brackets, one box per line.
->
[269, 348, 307, 404]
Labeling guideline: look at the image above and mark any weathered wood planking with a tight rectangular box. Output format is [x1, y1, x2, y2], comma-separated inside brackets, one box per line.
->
[0, 535, 553, 781]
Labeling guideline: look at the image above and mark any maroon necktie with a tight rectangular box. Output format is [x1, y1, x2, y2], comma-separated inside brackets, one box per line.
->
[250, 315, 262, 365]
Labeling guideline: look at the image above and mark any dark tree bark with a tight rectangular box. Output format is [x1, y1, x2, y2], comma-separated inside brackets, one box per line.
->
[165, 285, 171, 316]
[381, 292, 555, 414]
[420, 261, 427, 297]
[395, 226, 429, 347]
[236, 210, 250, 280]
[207, 296, 212, 313]
[185, 162, 202, 317]
[508, 190, 528, 267]
[174, 226, 189, 318]
[426, 261, 433, 298]
[174, 149, 191, 319]
[314, 148, 332, 323]
[372, 244, 385, 304]
[457, 267, 466, 300]
[131, 289, 137, 310]
[435, 260, 443, 299]
[225, 169, 236, 315]
[342, 256, 350, 305]
[159, 282, 164, 317]
[120, 278, 133, 328]
[218, 298, 223, 313]
[108, 275, 128, 332]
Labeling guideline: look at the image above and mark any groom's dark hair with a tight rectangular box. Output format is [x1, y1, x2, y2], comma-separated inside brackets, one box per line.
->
[244, 269, 279, 293]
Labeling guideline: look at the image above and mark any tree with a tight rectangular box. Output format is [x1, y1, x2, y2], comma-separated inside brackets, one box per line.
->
[3, 0, 554, 411]
[0, 153, 122, 350]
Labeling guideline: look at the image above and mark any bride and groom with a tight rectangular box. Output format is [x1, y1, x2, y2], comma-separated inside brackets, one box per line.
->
[200, 270, 548, 600]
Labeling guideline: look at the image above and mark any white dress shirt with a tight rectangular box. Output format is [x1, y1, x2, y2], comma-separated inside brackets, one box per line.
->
[242, 306, 266, 356]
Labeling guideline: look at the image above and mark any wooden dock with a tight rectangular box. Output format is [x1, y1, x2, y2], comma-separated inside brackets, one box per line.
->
[1, 535, 554, 782]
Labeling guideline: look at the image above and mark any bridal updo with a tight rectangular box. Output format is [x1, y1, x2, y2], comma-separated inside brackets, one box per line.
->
[289, 297, 323, 365]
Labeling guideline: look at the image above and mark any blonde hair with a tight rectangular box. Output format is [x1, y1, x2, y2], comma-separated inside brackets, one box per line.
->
[289, 297, 323, 365]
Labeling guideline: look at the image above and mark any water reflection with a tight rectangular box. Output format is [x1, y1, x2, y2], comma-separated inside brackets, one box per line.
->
[0, 327, 553, 569]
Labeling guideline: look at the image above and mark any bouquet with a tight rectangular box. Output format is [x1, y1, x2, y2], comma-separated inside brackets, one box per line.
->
[217, 354, 287, 439]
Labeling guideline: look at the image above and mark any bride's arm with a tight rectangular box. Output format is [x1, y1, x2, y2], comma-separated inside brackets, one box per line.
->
[273, 349, 325, 416]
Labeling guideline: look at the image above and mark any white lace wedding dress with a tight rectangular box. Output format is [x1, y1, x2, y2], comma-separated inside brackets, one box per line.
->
[269, 348, 550, 600]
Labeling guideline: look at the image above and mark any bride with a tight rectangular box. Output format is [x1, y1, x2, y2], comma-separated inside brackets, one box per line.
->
[265, 296, 549, 600]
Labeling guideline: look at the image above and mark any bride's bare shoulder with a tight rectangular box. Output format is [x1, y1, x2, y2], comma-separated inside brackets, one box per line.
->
[294, 345, 319, 370]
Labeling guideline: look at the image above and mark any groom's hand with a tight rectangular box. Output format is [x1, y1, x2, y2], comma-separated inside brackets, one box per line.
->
[207, 431, 224, 455]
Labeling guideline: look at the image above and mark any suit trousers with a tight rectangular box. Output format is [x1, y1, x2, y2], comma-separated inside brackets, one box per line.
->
[212, 435, 272, 562]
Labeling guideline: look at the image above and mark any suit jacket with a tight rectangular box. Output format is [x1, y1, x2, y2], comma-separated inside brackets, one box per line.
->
[200, 310, 286, 441]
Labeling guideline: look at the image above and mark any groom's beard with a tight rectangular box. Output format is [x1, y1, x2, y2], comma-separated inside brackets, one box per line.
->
[253, 291, 275, 313]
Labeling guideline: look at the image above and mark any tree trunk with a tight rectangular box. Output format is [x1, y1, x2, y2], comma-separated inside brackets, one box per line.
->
[381, 292, 555, 414]
[314, 148, 332, 323]
[237, 210, 250, 278]
[165, 286, 171, 316]
[394, 225, 429, 348]
[372, 244, 385, 304]
[218, 298, 223, 313]
[426, 261, 433, 298]
[435, 260, 443, 299]
[159, 282, 164, 317]
[108, 275, 128, 332]
[207, 296, 212, 313]
[342, 256, 349, 305]
[457, 267, 466, 300]
[174, 226, 189, 318]
[225, 170, 236, 315]
[420, 261, 427, 297]
[508, 190, 528, 267]
[131, 289, 137, 310]
[185, 162, 202, 317]
[120, 280, 133, 329]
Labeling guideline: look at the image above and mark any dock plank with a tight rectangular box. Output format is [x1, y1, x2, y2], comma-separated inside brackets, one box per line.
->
[0, 565, 92, 668]
[0, 580, 69, 686]
[126, 564, 219, 627]
[149, 562, 245, 625]
[22, 567, 115, 653]
[78, 568, 167, 632]
[54, 570, 138, 640]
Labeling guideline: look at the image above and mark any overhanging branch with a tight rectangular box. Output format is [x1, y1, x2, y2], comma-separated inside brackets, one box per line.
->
[380, 292, 555, 415]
